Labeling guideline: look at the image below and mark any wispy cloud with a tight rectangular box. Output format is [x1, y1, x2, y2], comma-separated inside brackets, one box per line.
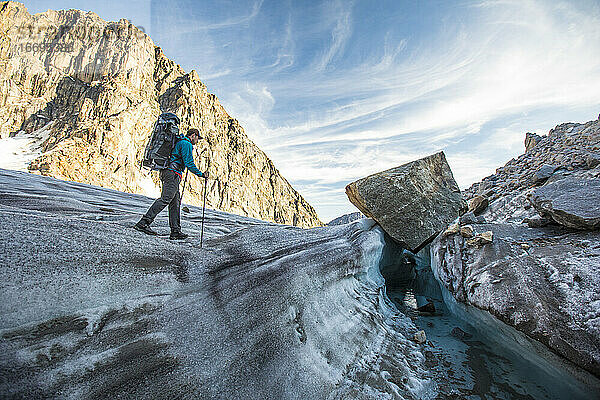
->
[200, 0, 264, 30]
[158, 0, 265, 35]
[313, 0, 353, 72]
[268, 12, 295, 71]
[231, 0, 600, 220]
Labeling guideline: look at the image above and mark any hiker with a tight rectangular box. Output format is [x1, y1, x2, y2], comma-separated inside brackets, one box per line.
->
[134, 128, 208, 239]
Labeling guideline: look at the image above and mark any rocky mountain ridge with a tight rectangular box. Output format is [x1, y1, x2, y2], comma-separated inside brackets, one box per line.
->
[0, 1, 321, 227]
[463, 118, 600, 204]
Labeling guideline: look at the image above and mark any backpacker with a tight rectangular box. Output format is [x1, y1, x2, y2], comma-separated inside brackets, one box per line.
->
[141, 112, 181, 170]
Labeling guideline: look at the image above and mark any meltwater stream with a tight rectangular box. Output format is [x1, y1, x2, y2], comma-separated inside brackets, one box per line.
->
[378, 235, 599, 400]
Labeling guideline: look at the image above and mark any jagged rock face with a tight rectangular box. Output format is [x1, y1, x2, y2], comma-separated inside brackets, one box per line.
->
[431, 220, 600, 378]
[0, 1, 321, 228]
[532, 174, 600, 230]
[345, 151, 466, 253]
[524, 132, 542, 152]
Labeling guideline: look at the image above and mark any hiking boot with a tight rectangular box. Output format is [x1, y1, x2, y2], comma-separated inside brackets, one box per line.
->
[134, 221, 158, 236]
[169, 231, 189, 240]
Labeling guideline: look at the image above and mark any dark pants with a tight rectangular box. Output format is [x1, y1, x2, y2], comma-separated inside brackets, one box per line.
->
[140, 169, 182, 232]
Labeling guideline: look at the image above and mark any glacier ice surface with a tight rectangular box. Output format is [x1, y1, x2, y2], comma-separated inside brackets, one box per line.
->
[0, 168, 432, 399]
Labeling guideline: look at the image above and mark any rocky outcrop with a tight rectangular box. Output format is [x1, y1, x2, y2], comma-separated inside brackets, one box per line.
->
[465, 230, 492, 247]
[345, 152, 466, 253]
[467, 195, 488, 215]
[525, 132, 542, 152]
[532, 164, 557, 185]
[0, 1, 321, 227]
[532, 174, 600, 230]
[431, 116, 600, 378]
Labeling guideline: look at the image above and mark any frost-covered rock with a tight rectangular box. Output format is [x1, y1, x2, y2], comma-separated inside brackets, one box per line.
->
[345, 151, 466, 252]
[532, 175, 600, 230]
[431, 222, 600, 378]
[0, 168, 431, 399]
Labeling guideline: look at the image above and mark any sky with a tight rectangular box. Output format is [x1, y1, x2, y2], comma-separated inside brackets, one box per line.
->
[25, 0, 600, 222]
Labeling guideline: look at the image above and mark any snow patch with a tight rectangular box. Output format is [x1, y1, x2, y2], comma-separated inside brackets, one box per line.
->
[0, 124, 53, 171]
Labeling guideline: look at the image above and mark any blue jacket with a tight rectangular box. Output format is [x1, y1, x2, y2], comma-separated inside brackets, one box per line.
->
[168, 136, 204, 177]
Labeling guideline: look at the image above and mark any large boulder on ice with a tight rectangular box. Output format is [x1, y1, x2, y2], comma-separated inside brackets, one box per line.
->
[0, 168, 429, 399]
[431, 220, 600, 378]
[532, 175, 600, 230]
[345, 151, 466, 252]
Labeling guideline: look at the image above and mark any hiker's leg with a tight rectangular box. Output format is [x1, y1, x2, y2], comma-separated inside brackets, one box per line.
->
[141, 170, 178, 225]
[168, 183, 181, 232]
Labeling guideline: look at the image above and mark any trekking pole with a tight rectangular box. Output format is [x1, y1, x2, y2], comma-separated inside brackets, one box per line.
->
[200, 175, 208, 248]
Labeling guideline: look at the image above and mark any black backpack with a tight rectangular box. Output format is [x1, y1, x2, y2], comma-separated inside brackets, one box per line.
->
[141, 112, 181, 170]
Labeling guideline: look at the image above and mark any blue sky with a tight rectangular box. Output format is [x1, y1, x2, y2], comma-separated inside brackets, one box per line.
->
[25, 0, 600, 222]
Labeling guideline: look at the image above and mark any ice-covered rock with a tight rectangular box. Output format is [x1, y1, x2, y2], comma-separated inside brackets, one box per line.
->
[431, 219, 600, 378]
[431, 116, 600, 379]
[0, 168, 431, 399]
[345, 152, 466, 253]
[326, 211, 364, 226]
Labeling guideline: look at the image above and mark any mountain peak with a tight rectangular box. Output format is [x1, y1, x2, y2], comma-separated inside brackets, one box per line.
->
[0, 1, 322, 227]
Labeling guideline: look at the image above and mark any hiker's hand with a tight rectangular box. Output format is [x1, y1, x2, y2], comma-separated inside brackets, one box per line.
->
[203, 171, 209, 179]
